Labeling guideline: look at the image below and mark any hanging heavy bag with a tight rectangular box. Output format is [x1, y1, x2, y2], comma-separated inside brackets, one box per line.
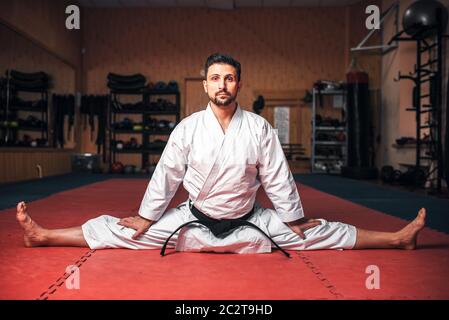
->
[346, 59, 369, 167]
[341, 57, 378, 179]
[444, 58, 449, 186]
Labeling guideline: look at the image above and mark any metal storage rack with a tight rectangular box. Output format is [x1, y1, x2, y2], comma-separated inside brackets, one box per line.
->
[0, 71, 49, 147]
[311, 88, 347, 174]
[388, 16, 448, 192]
[108, 88, 180, 170]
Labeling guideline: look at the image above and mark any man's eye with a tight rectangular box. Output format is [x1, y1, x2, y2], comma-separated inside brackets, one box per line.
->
[227, 77, 234, 82]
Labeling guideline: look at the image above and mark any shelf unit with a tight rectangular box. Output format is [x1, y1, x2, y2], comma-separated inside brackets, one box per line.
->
[0, 73, 49, 147]
[311, 88, 347, 174]
[108, 88, 180, 169]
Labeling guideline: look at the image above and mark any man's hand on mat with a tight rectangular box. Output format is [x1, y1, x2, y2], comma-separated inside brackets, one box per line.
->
[286, 218, 322, 240]
[117, 216, 154, 240]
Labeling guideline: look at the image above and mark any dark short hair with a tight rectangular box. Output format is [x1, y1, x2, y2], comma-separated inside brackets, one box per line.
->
[204, 53, 241, 81]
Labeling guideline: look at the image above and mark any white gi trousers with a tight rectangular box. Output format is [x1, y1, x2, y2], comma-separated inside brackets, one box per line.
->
[81, 200, 357, 253]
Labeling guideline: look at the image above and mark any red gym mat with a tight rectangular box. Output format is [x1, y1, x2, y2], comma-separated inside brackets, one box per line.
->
[0, 179, 448, 300]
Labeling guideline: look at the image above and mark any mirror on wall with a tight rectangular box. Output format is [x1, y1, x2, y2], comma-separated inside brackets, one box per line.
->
[0, 23, 76, 149]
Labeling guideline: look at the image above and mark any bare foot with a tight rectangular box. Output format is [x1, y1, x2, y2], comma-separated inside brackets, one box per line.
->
[16, 201, 48, 247]
[393, 208, 426, 250]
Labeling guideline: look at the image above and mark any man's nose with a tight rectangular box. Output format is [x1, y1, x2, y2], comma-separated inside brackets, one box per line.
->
[218, 79, 226, 90]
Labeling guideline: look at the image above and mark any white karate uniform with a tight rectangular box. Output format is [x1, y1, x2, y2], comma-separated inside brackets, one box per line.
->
[82, 104, 357, 253]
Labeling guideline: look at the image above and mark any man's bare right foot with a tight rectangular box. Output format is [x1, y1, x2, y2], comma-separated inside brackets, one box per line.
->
[16, 201, 48, 247]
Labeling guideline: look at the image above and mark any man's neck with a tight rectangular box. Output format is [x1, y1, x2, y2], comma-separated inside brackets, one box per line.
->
[209, 102, 238, 133]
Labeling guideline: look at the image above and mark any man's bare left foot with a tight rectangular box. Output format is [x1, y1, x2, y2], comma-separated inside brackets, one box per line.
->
[16, 201, 48, 247]
[393, 208, 426, 250]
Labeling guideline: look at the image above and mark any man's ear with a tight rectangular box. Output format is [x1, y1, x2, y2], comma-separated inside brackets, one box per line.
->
[203, 80, 208, 93]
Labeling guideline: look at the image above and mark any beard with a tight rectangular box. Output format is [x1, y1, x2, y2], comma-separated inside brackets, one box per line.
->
[210, 91, 237, 106]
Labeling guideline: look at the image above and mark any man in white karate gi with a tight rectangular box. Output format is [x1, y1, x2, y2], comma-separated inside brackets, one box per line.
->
[16, 53, 426, 254]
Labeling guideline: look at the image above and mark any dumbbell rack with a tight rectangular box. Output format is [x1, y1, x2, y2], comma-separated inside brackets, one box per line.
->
[0, 72, 49, 147]
[311, 88, 348, 174]
[109, 89, 146, 169]
[144, 88, 180, 169]
[389, 14, 448, 192]
[108, 88, 180, 170]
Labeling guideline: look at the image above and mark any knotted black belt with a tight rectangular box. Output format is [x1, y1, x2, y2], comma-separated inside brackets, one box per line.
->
[160, 200, 290, 257]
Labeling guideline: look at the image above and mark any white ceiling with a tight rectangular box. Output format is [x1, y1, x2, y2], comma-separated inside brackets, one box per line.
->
[76, 0, 363, 8]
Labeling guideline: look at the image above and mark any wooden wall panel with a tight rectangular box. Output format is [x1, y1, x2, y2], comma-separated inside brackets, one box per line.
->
[82, 7, 357, 166]
[0, 0, 81, 67]
[185, 78, 209, 117]
[255, 89, 310, 156]
[299, 105, 312, 157]
[346, 0, 382, 89]
[83, 7, 349, 98]
[0, 149, 72, 184]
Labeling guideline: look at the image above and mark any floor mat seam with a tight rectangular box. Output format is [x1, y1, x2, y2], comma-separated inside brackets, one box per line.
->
[36, 249, 96, 300]
[295, 251, 344, 299]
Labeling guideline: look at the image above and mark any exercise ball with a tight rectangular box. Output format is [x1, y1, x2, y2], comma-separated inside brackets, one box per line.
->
[403, 0, 448, 39]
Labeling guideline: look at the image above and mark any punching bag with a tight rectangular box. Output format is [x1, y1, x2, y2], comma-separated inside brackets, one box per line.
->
[342, 58, 378, 179]
[445, 64, 449, 186]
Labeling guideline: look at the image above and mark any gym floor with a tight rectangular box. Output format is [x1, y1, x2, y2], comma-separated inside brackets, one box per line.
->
[1, 173, 448, 234]
[1, 174, 448, 300]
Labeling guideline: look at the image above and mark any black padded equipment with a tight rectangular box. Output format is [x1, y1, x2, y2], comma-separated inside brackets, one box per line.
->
[342, 67, 377, 179]
[252, 95, 265, 115]
[381, 166, 395, 183]
[107, 73, 146, 84]
[10, 70, 49, 82]
[402, 0, 448, 39]
[444, 62, 449, 186]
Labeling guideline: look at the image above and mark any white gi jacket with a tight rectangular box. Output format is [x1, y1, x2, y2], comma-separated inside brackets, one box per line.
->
[138, 103, 304, 223]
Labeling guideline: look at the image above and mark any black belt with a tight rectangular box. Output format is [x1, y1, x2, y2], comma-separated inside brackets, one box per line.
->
[160, 200, 290, 257]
